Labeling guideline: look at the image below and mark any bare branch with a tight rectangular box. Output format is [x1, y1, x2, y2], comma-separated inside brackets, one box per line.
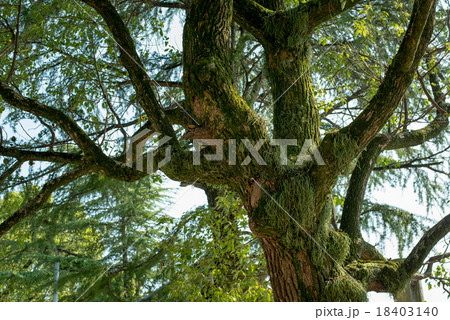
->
[425, 252, 450, 265]
[93, 52, 128, 153]
[374, 161, 444, 172]
[320, 87, 367, 119]
[0, 81, 105, 158]
[0, 82, 148, 182]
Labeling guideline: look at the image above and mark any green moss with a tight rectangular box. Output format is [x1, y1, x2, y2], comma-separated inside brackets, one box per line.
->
[263, 10, 309, 49]
[345, 261, 375, 284]
[263, 173, 315, 247]
[315, 195, 333, 235]
[333, 133, 359, 171]
[248, 171, 318, 251]
[358, 240, 385, 261]
[378, 261, 408, 297]
[326, 231, 351, 264]
[322, 271, 368, 302]
[345, 260, 407, 296]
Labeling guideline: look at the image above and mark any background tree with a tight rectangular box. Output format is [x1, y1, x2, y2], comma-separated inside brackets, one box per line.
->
[1, 177, 271, 301]
[0, 174, 171, 301]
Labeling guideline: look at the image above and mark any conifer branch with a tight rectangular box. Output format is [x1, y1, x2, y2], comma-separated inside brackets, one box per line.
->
[0, 166, 90, 238]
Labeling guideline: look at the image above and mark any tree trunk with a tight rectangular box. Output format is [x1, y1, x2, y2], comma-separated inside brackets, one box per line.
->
[258, 234, 368, 302]
[248, 177, 367, 302]
[395, 280, 424, 302]
[260, 238, 318, 301]
[181, 0, 439, 302]
[268, 46, 320, 152]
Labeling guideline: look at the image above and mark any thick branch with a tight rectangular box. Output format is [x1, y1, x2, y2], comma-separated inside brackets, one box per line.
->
[348, 214, 450, 293]
[0, 146, 85, 165]
[341, 57, 448, 257]
[303, 0, 364, 30]
[80, 0, 179, 142]
[388, 66, 449, 149]
[340, 117, 447, 258]
[314, 0, 437, 201]
[0, 166, 90, 238]
[340, 136, 389, 241]
[164, 105, 198, 127]
[183, 0, 267, 141]
[234, 0, 364, 46]
[233, 0, 272, 45]
[346, 260, 401, 293]
[0, 81, 104, 158]
[386, 117, 449, 150]
[341, 0, 436, 147]
[0, 159, 23, 184]
[0, 83, 155, 182]
[395, 214, 450, 287]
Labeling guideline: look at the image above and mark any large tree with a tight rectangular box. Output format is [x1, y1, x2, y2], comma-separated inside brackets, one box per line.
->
[0, 0, 449, 301]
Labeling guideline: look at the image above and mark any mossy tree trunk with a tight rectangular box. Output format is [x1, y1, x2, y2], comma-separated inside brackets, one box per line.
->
[246, 173, 366, 301]
[259, 238, 324, 302]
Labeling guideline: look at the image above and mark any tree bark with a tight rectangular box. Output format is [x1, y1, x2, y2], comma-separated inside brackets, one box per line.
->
[259, 238, 318, 301]
[267, 45, 320, 153]
[340, 136, 389, 260]
[395, 280, 424, 302]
